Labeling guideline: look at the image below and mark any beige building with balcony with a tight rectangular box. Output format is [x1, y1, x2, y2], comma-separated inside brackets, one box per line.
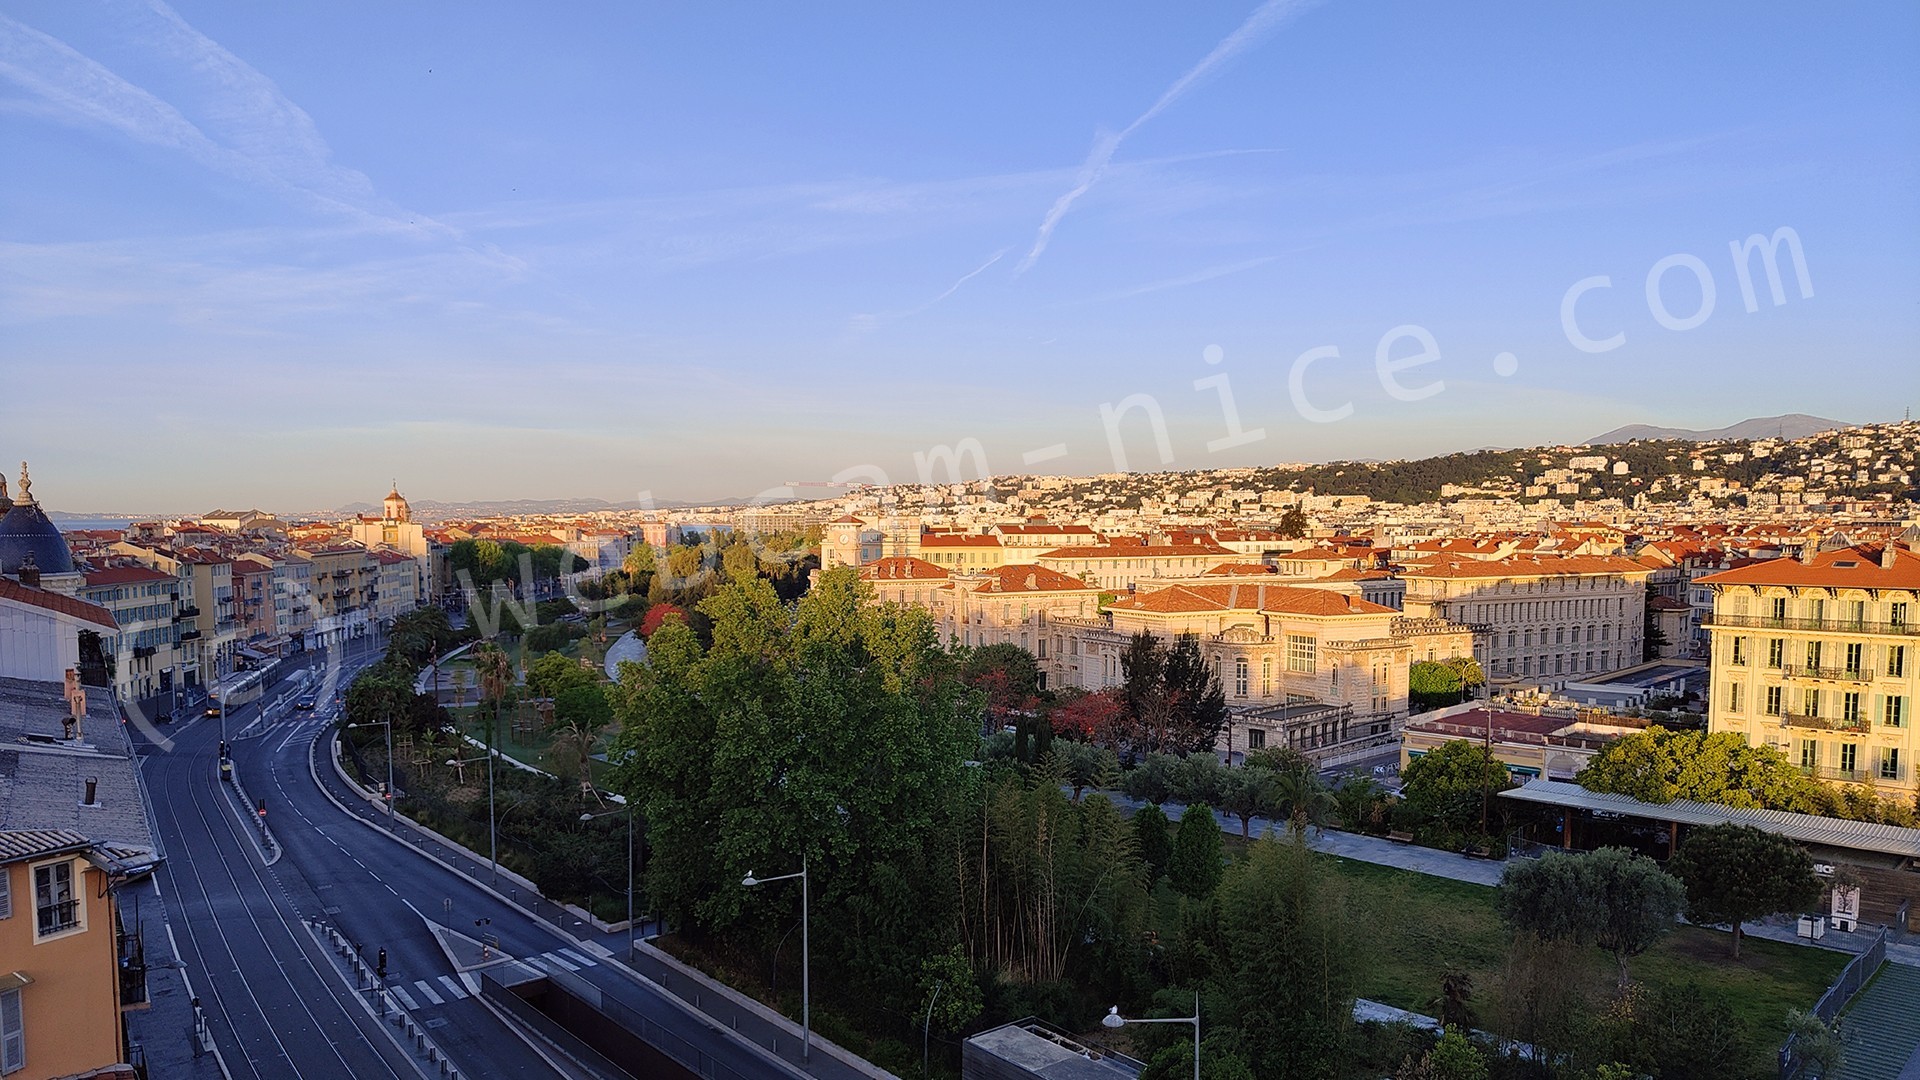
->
[78, 566, 186, 704]
[1699, 539, 1920, 803]
[294, 544, 378, 647]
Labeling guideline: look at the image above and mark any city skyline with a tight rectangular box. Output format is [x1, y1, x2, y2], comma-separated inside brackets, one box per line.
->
[5, 2, 1918, 510]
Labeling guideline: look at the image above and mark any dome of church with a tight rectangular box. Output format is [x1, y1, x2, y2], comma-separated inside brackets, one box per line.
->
[0, 502, 74, 577]
[0, 462, 76, 578]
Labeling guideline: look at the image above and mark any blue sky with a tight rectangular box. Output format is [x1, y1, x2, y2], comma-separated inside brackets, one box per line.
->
[3, 2, 1917, 512]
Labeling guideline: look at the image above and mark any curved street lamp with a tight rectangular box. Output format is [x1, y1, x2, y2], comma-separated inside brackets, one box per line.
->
[742, 856, 808, 1062]
[1102, 992, 1200, 1080]
[580, 802, 638, 960]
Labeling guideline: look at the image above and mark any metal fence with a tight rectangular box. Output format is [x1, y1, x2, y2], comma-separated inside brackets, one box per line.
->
[1778, 927, 1887, 1079]
[535, 960, 763, 1080]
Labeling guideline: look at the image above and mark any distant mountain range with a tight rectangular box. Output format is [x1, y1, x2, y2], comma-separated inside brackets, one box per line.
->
[1586, 413, 1852, 446]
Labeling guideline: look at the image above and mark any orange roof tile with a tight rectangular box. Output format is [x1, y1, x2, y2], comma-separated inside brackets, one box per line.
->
[1696, 544, 1920, 590]
[859, 557, 949, 581]
[0, 577, 118, 629]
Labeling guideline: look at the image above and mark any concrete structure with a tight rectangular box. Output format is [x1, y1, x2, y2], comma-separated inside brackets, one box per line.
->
[0, 580, 117, 687]
[1698, 538, 1920, 803]
[962, 1019, 1141, 1079]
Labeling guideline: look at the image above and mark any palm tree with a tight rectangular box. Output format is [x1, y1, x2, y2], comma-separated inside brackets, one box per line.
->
[1270, 766, 1335, 838]
[471, 643, 515, 879]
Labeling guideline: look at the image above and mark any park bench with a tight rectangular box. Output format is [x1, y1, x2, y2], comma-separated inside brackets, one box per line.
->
[1387, 830, 1415, 844]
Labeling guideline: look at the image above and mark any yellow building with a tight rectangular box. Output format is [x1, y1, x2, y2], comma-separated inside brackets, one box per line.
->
[78, 566, 185, 705]
[294, 543, 378, 646]
[0, 831, 129, 1080]
[1699, 539, 1920, 804]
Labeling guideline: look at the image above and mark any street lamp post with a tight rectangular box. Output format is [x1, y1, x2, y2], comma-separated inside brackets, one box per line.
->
[743, 856, 808, 1062]
[580, 803, 638, 961]
[446, 754, 496, 880]
[1102, 993, 1201, 1080]
[347, 719, 395, 820]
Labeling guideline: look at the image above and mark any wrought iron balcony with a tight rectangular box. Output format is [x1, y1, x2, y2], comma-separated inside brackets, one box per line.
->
[1781, 712, 1869, 733]
[1706, 613, 1917, 636]
[1805, 765, 1868, 783]
[37, 898, 80, 935]
[1781, 665, 1874, 683]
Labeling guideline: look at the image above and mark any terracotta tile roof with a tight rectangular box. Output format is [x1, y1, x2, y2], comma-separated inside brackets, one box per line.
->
[1111, 583, 1394, 617]
[1203, 563, 1278, 575]
[0, 577, 118, 628]
[919, 534, 1003, 548]
[1038, 542, 1232, 559]
[83, 566, 174, 586]
[968, 565, 1098, 594]
[1696, 544, 1920, 590]
[859, 557, 950, 581]
[1647, 595, 1691, 612]
[1397, 554, 1651, 580]
[373, 549, 416, 565]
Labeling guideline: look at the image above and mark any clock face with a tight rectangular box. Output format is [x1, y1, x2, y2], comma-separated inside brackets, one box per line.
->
[839, 531, 852, 543]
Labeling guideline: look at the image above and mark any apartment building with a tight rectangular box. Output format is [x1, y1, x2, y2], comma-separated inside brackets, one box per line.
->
[1699, 539, 1920, 802]
[0, 832, 128, 1079]
[933, 565, 1103, 668]
[1399, 554, 1650, 686]
[107, 543, 241, 685]
[77, 566, 186, 703]
[371, 548, 421, 622]
[294, 544, 377, 646]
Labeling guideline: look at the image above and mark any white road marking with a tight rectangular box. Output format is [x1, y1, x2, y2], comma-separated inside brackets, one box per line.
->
[437, 975, 467, 1000]
[389, 984, 420, 1010]
[412, 979, 444, 1005]
[555, 948, 596, 968]
[540, 951, 580, 971]
[460, 972, 480, 996]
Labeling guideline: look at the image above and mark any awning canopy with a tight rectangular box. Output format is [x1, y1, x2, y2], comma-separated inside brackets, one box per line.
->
[1499, 779, 1920, 859]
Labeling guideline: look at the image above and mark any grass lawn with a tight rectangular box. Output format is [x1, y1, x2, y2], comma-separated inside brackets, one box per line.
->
[1327, 856, 1847, 1075]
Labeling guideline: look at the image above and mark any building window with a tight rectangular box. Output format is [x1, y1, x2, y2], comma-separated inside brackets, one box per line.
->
[1286, 635, 1316, 673]
[1727, 683, 1742, 713]
[1771, 597, 1788, 621]
[1881, 748, 1901, 781]
[1844, 642, 1863, 676]
[0, 868, 8, 920]
[1247, 728, 1266, 750]
[1765, 686, 1782, 716]
[1839, 743, 1857, 773]
[1889, 645, 1906, 679]
[1803, 688, 1821, 719]
[1, 987, 20, 1075]
[1730, 637, 1746, 666]
[1892, 602, 1909, 628]
[1767, 639, 1783, 669]
[1806, 641, 1823, 670]
[1234, 657, 1249, 698]
[1261, 657, 1272, 697]
[33, 861, 78, 937]
[1799, 739, 1817, 768]
[1885, 696, 1906, 728]
[1842, 692, 1862, 723]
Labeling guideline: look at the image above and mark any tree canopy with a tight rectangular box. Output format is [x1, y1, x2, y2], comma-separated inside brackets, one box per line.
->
[1495, 847, 1683, 986]
[1667, 824, 1820, 958]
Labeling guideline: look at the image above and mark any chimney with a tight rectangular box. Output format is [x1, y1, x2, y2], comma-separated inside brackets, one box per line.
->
[17, 551, 39, 588]
[82, 776, 98, 806]
[1883, 544, 1898, 571]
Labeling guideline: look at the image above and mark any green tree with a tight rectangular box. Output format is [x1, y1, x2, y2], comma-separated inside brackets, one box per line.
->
[1277, 504, 1309, 540]
[527, 651, 595, 701]
[1051, 741, 1119, 803]
[1424, 1028, 1489, 1080]
[1168, 805, 1224, 898]
[1495, 847, 1683, 987]
[1133, 802, 1172, 883]
[1408, 660, 1464, 711]
[1217, 835, 1363, 1078]
[1668, 824, 1820, 958]
[1642, 584, 1669, 661]
[1399, 740, 1511, 840]
[1781, 1008, 1844, 1080]
[918, 944, 982, 1042]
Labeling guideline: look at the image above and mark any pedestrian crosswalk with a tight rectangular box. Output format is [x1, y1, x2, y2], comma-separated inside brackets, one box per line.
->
[528, 947, 598, 972]
[381, 949, 594, 1012]
[388, 972, 479, 1011]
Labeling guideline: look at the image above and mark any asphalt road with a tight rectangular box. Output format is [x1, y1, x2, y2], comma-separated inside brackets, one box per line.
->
[144, 631, 830, 1080]
[139, 640, 580, 1080]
